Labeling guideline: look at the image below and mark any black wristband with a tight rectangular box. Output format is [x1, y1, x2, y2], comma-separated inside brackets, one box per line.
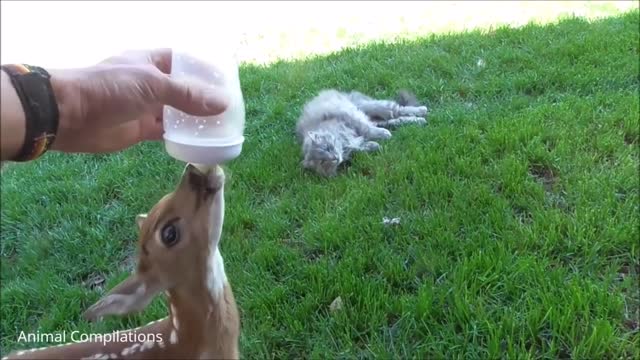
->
[1, 64, 59, 161]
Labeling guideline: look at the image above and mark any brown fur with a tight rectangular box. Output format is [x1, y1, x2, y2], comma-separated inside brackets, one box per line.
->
[3, 165, 240, 360]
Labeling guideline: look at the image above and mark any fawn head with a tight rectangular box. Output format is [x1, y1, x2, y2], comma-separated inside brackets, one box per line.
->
[83, 164, 226, 321]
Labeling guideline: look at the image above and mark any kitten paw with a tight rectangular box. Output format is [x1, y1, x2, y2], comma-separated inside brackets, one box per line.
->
[377, 128, 392, 139]
[363, 141, 381, 152]
[416, 106, 428, 117]
[386, 110, 395, 119]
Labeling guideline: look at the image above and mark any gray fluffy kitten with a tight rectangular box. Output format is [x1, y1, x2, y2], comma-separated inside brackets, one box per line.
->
[295, 89, 428, 177]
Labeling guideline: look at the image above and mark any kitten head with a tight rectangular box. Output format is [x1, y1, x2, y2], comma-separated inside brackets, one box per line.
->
[302, 131, 343, 177]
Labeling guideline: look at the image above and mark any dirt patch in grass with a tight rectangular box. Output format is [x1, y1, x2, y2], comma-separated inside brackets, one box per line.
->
[303, 248, 324, 262]
[119, 250, 137, 273]
[81, 273, 106, 291]
[513, 205, 533, 225]
[623, 131, 637, 145]
[528, 163, 558, 192]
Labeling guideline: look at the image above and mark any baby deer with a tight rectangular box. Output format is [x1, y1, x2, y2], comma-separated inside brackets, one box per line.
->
[3, 164, 240, 359]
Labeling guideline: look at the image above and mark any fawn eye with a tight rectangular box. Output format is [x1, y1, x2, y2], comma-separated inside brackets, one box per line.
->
[160, 223, 180, 247]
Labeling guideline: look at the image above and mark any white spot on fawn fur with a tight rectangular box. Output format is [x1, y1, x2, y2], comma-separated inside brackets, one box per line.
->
[206, 175, 228, 300]
[121, 342, 141, 357]
[142, 340, 155, 351]
[81, 354, 108, 360]
[207, 246, 227, 299]
[170, 303, 180, 329]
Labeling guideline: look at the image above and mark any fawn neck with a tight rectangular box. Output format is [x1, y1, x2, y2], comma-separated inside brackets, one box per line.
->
[166, 246, 227, 341]
[164, 184, 238, 355]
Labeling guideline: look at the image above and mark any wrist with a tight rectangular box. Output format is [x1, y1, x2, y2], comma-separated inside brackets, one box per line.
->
[0, 69, 26, 160]
[48, 69, 81, 135]
[0, 65, 81, 161]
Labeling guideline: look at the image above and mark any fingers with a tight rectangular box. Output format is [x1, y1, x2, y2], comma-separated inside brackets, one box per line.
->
[103, 48, 230, 116]
[146, 48, 173, 74]
[145, 121, 164, 141]
[139, 113, 164, 141]
[54, 117, 163, 154]
[52, 122, 141, 153]
[101, 48, 172, 74]
[159, 76, 230, 116]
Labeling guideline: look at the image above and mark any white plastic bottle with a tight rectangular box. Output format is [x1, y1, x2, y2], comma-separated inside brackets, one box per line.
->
[162, 46, 245, 165]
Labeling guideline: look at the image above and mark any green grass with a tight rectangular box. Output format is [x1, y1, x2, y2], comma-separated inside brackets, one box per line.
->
[1, 11, 639, 359]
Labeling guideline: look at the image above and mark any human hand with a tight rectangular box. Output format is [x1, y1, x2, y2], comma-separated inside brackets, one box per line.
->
[48, 48, 229, 153]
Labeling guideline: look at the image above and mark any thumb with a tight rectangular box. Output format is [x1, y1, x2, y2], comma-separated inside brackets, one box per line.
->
[158, 76, 230, 116]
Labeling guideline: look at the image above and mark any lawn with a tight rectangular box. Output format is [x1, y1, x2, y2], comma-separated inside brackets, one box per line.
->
[1, 10, 639, 359]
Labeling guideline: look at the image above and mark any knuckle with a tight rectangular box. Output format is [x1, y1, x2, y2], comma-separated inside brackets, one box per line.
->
[129, 65, 164, 100]
[139, 65, 164, 87]
[182, 84, 194, 102]
[139, 64, 160, 79]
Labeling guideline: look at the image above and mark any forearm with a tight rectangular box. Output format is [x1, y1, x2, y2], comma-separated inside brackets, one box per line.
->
[0, 69, 26, 160]
[0, 67, 79, 161]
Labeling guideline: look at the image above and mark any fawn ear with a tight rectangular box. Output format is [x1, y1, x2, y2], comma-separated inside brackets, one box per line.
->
[83, 273, 163, 322]
[136, 213, 147, 229]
